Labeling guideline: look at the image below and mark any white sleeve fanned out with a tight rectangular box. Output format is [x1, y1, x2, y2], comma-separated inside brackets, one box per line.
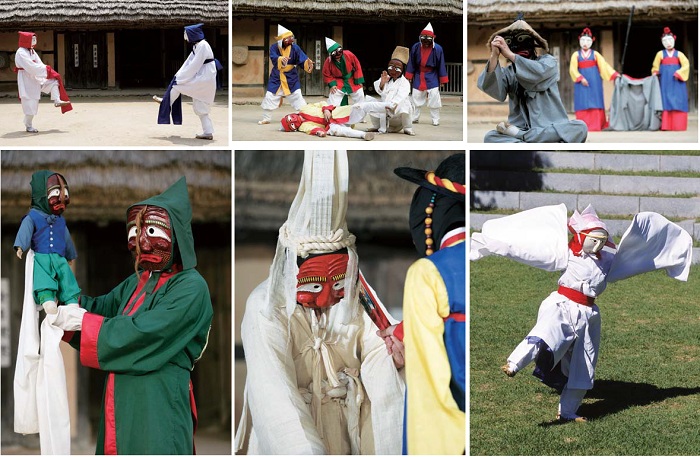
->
[470, 203, 569, 271]
[235, 280, 327, 454]
[607, 212, 693, 283]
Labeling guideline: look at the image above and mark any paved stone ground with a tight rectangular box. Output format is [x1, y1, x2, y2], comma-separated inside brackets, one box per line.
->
[233, 95, 464, 142]
[467, 105, 698, 144]
[0, 92, 229, 147]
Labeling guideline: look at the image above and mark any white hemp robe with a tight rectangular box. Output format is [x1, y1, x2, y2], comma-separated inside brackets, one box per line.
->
[14, 48, 60, 115]
[367, 75, 414, 133]
[235, 280, 405, 455]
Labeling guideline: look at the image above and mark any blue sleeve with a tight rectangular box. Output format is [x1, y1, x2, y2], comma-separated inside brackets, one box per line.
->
[64, 226, 77, 260]
[437, 44, 448, 80]
[406, 43, 419, 76]
[14, 215, 34, 251]
[269, 44, 280, 65]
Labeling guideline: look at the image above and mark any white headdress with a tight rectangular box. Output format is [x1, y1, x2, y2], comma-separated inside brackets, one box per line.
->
[568, 204, 607, 233]
[265, 151, 360, 330]
[276, 24, 293, 48]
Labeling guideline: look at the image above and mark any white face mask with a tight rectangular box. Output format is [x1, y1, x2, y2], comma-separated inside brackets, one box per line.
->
[662, 35, 675, 49]
[31, 35, 37, 48]
[184, 31, 189, 42]
[579, 36, 593, 50]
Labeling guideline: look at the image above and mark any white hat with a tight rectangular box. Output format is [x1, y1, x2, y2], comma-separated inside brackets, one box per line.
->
[569, 204, 608, 233]
[421, 22, 435, 37]
[275, 24, 293, 41]
[325, 37, 341, 53]
[265, 151, 359, 328]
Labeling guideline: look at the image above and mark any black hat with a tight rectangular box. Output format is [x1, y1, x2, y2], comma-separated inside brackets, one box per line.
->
[393, 153, 465, 202]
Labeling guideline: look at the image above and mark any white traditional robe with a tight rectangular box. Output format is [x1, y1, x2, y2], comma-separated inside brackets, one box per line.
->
[14, 47, 59, 115]
[172, 39, 217, 104]
[235, 280, 405, 455]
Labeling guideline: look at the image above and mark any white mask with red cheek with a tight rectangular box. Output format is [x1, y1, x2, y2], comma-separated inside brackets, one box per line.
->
[579, 36, 593, 50]
[662, 35, 675, 50]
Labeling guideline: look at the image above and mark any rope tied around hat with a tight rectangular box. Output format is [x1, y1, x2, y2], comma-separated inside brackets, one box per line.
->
[279, 224, 356, 258]
[426, 171, 466, 195]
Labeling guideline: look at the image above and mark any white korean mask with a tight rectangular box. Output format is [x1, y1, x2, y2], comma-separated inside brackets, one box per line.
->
[582, 229, 608, 254]
[579, 36, 592, 50]
[662, 36, 675, 49]
[184, 31, 189, 42]
[31, 35, 37, 48]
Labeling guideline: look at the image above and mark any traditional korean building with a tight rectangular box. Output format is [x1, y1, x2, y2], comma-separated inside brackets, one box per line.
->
[467, 0, 698, 113]
[1, 150, 232, 449]
[0, 1, 228, 91]
[232, 0, 464, 98]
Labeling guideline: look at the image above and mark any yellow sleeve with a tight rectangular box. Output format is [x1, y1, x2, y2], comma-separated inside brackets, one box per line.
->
[594, 51, 619, 81]
[651, 51, 662, 75]
[303, 58, 314, 74]
[676, 52, 690, 81]
[569, 52, 581, 82]
[404, 258, 465, 455]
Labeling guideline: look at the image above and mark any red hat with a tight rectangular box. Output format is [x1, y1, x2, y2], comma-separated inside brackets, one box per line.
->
[662, 27, 676, 39]
[579, 28, 595, 41]
[280, 113, 301, 132]
[18, 31, 35, 48]
[420, 22, 435, 37]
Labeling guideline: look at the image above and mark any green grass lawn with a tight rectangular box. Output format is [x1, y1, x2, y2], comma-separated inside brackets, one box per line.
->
[470, 257, 700, 455]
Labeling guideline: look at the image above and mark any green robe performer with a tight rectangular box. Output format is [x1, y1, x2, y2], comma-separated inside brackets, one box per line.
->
[52, 177, 213, 454]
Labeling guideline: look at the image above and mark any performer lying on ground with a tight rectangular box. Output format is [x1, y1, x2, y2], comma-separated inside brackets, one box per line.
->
[477, 16, 588, 143]
[279, 101, 377, 140]
[155, 23, 222, 140]
[14, 31, 71, 133]
[471, 204, 692, 422]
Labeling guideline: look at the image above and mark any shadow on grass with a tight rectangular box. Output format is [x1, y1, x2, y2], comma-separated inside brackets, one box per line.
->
[537, 379, 700, 427]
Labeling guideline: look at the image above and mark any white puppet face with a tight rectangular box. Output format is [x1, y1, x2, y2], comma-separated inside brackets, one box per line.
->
[184, 31, 189, 42]
[31, 35, 37, 48]
[662, 35, 675, 50]
[582, 229, 608, 254]
[579, 36, 593, 50]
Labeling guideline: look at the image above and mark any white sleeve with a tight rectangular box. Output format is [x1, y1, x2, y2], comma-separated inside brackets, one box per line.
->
[607, 212, 693, 282]
[175, 41, 211, 84]
[359, 311, 405, 454]
[15, 49, 47, 80]
[470, 203, 569, 271]
[239, 281, 327, 454]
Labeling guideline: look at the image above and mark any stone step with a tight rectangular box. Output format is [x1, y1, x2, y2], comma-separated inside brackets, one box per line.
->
[471, 191, 700, 219]
[472, 171, 700, 195]
[471, 151, 700, 172]
[470, 212, 700, 264]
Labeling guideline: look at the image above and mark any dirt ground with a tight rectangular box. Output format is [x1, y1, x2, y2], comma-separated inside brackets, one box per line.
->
[467, 105, 699, 144]
[0, 94, 229, 147]
[232, 95, 464, 142]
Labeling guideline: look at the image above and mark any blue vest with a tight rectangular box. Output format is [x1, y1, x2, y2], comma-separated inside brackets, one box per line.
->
[28, 208, 67, 256]
[427, 241, 466, 412]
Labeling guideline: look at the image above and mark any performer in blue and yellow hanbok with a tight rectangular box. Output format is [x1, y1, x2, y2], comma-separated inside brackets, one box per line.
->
[652, 26, 689, 131]
[569, 28, 620, 131]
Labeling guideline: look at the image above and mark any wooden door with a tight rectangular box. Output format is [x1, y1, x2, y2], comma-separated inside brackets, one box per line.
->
[297, 25, 329, 96]
[64, 32, 107, 89]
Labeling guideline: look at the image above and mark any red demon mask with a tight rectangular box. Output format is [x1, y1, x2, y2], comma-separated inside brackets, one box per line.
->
[127, 205, 174, 272]
[296, 252, 349, 309]
[281, 113, 303, 132]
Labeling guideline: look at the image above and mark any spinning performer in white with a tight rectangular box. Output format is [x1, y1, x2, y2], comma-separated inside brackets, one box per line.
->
[471, 204, 692, 422]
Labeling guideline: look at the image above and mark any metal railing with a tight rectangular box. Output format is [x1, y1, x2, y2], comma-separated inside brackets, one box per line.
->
[442, 62, 462, 95]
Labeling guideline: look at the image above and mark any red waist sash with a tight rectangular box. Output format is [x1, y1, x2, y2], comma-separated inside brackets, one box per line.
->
[578, 60, 597, 69]
[557, 286, 595, 306]
[661, 57, 681, 65]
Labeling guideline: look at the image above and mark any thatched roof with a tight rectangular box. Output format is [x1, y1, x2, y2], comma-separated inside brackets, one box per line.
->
[1, 150, 231, 223]
[0, 1, 228, 28]
[232, 0, 463, 20]
[468, 0, 697, 25]
[235, 151, 463, 235]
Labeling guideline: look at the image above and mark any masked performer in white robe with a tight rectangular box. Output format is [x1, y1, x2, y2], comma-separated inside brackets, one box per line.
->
[14, 31, 71, 133]
[471, 204, 692, 421]
[477, 16, 588, 143]
[155, 23, 222, 140]
[235, 151, 405, 454]
[366, 46, 416, 136]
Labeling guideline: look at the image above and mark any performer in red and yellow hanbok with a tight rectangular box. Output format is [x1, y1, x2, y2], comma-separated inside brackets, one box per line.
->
[652, 27, 689, 131]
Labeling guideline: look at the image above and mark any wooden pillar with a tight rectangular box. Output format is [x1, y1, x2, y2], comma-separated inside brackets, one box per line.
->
[107, 32, 115, 88]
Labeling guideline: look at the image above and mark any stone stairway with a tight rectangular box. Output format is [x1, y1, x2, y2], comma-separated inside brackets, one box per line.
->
[470, 151, 700, 264]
